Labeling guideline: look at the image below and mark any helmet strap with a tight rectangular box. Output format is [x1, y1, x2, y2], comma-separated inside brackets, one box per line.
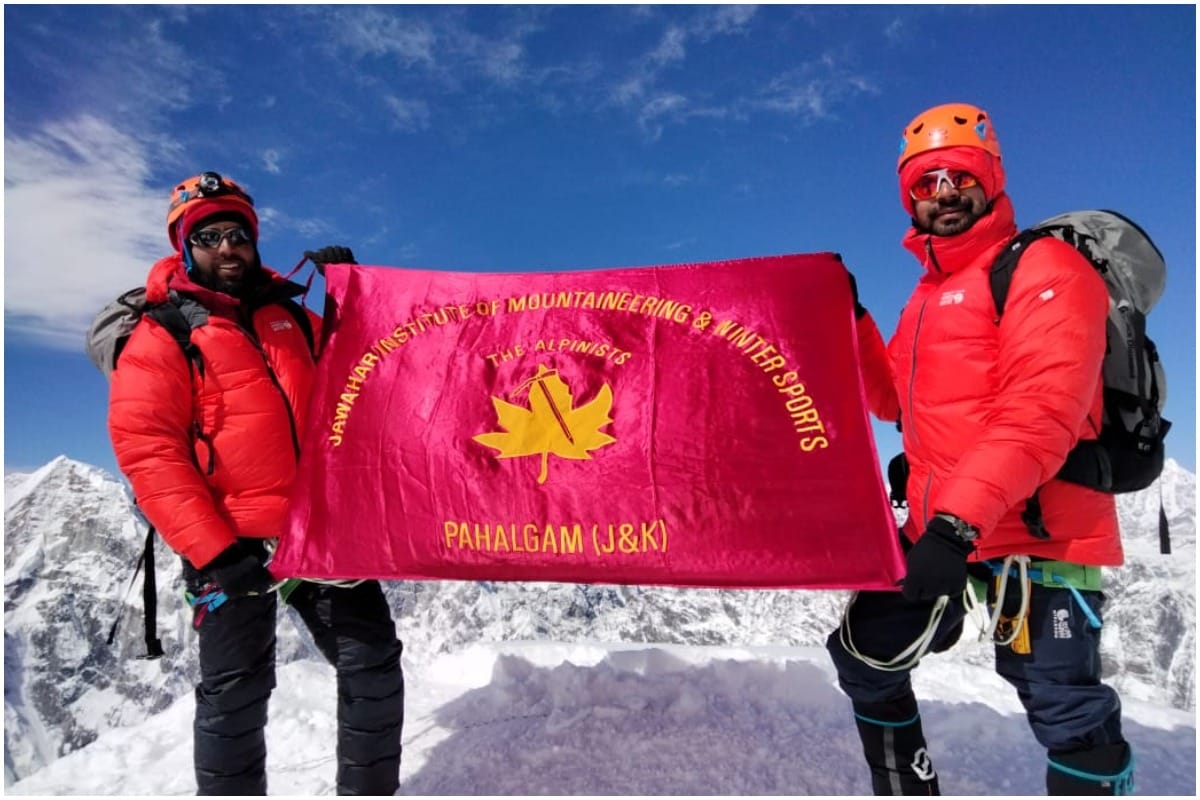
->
[179, 220, 196, 271]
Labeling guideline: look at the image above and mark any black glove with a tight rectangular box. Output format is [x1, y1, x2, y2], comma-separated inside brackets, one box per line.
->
[900, 516, 975, 603]
[305, 246, 357, 276]
[203, 542, 275, 598]
[847, 271, 867, 320]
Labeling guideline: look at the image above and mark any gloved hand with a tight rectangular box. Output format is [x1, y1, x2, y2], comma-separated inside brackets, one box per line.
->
[900, 516, 975, 603]
[203, 542, 275, 598]
[305, 246, 357, 276]
[847, 271, 868, 320]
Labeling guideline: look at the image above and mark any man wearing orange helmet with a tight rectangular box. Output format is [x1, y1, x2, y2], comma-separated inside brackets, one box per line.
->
[825, 105, 1132, 794]
[108, 172, 405, 795]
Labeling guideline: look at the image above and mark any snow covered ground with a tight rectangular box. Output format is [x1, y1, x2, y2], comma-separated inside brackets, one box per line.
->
[9, 639, 1195, 796]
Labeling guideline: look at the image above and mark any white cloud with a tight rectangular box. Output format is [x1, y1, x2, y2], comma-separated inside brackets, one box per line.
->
[637, 93, 727, 141]
[256, 207, 333, 240]
[696, 4, 759, 38]
[750, 56, 877, 122]
[332, 7, 548, 93]
[4, 116, 166, 351]
[649, 26, 688, 67]
[383, 95, 432, 132]
[478, 39, 526, 85]
[609, 6, 759, 135]
[334, 9, 437, 67]
[262, 149, 283, 174]
[14, 12, 215, 128]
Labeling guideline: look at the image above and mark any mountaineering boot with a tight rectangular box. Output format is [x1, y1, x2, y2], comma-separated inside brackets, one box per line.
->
[1046, 742, 1133, 795]
[852, 696, 940, 795]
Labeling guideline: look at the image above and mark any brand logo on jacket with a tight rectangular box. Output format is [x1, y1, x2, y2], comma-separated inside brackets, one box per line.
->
[938, 290, 964, 306]
[270, 320, 294, 332]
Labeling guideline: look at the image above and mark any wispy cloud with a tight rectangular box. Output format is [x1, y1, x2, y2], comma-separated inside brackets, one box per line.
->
[383, 95, 432, 132]
[636, 93, 728, 141]
[324, 6, 865, 143]
[883, 17, 907, 45]
[256, 208, 334, 241]
[331, 7, 543, 89]
[610, 6, 758, 138]
[332, 9, 437, 67]
[749, 54, 877, 122]
[662, 173, 695, 188]
[4, 116, 165, 350]
[325, 7, 552, 133]
[7, 10, 216, 134]
[262, 148, 283, 174]
[662, 237, 697, 251]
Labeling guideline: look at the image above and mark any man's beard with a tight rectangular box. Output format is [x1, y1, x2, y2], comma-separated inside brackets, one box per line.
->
[923, 197, 983, 236]
[194, 256, 261, 298]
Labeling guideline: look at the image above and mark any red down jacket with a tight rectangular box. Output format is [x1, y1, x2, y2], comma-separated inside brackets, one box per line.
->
[858, 193, 1122, 565]
[108, 254, 321, 569]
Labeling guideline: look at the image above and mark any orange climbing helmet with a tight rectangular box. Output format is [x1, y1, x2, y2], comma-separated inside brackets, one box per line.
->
[897, 103, 1001, 171]
[166, 171, 258, 251]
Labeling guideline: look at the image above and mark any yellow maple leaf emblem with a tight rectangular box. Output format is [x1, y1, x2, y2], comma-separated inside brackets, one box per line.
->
[474, 364, 616, 484]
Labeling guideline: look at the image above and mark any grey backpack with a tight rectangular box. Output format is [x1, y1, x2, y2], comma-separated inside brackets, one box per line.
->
[85, 288, 209, 659]
[990, 210, 1171, 548]
[85, 288, 207, 380]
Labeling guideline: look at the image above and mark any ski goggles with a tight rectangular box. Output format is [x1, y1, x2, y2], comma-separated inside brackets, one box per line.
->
[908, 168, 981, 201]
[188, 225, 254, 249]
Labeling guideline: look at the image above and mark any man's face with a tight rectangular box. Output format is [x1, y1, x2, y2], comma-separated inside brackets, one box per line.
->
[910, 168, 989, 236]
[188, 220, 257, 296]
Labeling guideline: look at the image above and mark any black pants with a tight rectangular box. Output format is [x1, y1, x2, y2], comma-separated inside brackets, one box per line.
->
[186, 557, 405, 796]
[826, 579, 1126, 794]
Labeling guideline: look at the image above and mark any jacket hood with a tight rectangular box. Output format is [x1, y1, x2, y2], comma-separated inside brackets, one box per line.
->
[901, 192, 1018, 277]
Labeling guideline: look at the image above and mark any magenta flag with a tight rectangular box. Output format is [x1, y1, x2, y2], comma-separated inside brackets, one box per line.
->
[271, 254, 903, 589]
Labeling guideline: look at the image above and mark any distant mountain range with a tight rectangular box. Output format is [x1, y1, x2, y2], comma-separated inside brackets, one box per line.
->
[4, 456, 1194, 785]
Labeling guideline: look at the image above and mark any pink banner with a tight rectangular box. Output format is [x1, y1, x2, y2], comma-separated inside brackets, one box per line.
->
[271, 254, 903, 589]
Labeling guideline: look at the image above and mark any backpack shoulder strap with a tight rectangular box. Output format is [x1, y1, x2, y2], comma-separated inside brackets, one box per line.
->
[143, 298, 207, 378]
[105, 520, 165, 660]
[137, 524, 165, 659]
[989, 227, 1061, 318]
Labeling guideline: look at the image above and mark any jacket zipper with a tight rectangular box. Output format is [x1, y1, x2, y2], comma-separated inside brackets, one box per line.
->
[906, 294, 930, 449]
[924, 236, 945, 275]
[907, 236, 941, 528]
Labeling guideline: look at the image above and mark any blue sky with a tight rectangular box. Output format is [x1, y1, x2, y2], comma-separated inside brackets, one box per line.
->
[3, 4, 1195, 479]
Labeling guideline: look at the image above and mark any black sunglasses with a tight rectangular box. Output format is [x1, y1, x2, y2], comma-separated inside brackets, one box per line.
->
[188, 226, 254, 249]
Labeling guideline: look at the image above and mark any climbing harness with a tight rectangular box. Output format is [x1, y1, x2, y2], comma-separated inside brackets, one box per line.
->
[842, 553, 1104, 670]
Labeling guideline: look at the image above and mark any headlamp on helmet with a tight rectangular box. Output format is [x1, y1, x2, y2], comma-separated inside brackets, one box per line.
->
[197, 171, 223, 195]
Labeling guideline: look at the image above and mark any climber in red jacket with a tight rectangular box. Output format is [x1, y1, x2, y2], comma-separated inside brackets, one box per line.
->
[108, 171, 405, 795]
[827, 104, 1131, 795]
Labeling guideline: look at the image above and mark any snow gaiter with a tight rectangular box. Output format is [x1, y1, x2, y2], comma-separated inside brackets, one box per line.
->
[852, 695, 940, 795]
[1046, 742, 1133, 795]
